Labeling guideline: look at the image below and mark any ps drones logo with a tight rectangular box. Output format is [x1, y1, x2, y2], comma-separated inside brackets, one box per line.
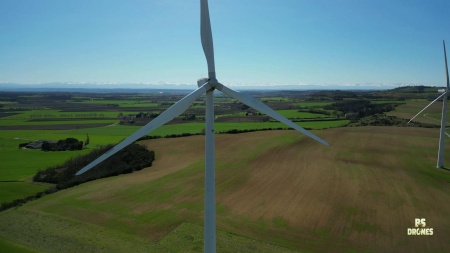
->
[407, 218, 433, 235]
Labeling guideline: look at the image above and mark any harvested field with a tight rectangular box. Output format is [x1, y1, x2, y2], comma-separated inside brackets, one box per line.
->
[388, 100, 449, 126]
[216, 116, 269, 123]
[0, 127, 449, 252]
[0, 113, 21, 118]
[219, 127, 450, 252]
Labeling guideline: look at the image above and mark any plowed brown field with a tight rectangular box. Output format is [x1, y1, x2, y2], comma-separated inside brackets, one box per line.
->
[217, 127, 450, 252]
[4, 127, 450, 252]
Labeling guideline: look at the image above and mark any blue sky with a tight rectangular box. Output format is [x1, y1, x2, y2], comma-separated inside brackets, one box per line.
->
[1, 0, 449, 88]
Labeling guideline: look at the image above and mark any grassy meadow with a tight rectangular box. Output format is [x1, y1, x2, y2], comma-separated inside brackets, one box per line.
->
[0, 237, 39, 253]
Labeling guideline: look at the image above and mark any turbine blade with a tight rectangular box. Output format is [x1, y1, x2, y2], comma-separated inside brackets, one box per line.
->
[218, 85, 329, 146]
[444, 40, 449, 89]
[76, 83, 211, 175]
[200, 0, 216, 78]
[408, 92, 448, 123]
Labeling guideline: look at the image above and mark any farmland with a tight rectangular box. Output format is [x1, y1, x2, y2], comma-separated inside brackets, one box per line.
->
[0, 128, 449, 252]
[0, 86, 449, 252]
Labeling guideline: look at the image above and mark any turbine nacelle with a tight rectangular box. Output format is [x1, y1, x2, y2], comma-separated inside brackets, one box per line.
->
[197, 78, 209, 87]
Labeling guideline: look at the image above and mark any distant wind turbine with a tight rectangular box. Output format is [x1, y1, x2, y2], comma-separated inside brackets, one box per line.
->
[409, 40, 449, 168]
[75, 0, 329, 252]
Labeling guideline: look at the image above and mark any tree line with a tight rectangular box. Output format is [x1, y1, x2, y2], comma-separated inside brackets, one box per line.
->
[324, 100, 397, 120]
[33, 143, 155, 189]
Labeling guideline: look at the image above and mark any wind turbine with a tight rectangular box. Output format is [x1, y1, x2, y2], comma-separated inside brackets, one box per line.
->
[408, 40, 449, 168]
[76, 0, 329, 252]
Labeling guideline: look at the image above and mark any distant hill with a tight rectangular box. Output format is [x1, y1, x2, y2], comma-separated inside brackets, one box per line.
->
[387, 85, 445, 94]
[0, 82, 431, 92]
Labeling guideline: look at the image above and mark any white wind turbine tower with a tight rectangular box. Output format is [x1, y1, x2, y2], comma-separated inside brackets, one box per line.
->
[76, 0, 329, 252]
[409, 40, 449, 168]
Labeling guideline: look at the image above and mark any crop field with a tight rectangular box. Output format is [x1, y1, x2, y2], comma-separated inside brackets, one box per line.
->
[276, 110, 331, 119]
[388, 100, 450, 126]
[261, 97, 291, 102]
[0, 119, 117, 128]
[70, 99, 160, 108]
[2, 119, 349, 144]
[297, 101, 334, 107]
[371, 100, 406, 104]
[0, 127, 449, 252]
[1, 110, 120, 121]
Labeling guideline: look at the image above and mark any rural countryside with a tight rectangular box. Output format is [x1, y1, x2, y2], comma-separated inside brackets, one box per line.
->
[1, 0, 450, 252]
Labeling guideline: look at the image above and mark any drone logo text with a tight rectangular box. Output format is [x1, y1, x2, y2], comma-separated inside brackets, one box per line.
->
[407, 218, 433, 235]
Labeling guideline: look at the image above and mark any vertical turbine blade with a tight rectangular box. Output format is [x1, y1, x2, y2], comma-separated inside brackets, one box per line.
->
[218, 85, 329, 146]
[438, 40, 449, 168]
[200, 0, 216, 79]
[407, 92, 447, 124]
[75, 83, 211, 176]
[444, 40, 449, 89]
[437, 92, 448, 168]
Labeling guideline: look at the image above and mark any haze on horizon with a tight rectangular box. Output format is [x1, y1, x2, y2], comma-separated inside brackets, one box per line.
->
[1, 0, 449, 89]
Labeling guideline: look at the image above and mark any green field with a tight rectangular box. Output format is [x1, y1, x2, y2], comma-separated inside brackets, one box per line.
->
[46, 120, 350, 138]
[0, 101, 17, 105]
[276, 110, 331, 119]
[296, 101, 334, 108]
[0, 182, 49, 204]
[371, 100, 406, 104]
[1, 110, 121, 119]
[0, 236, 39, 253]
[0, 119, 118, 126]
[70, 99, 160, 107]
[260, 97, 291, 102]
[0, 149, 90, 181]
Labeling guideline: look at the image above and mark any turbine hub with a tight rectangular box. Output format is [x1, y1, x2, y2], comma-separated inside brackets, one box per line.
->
[209, 77, 219, 87]
[197, 77, 221, 90]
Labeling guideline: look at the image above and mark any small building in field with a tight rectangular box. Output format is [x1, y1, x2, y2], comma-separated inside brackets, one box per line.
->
[22, 140, 56, 149]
